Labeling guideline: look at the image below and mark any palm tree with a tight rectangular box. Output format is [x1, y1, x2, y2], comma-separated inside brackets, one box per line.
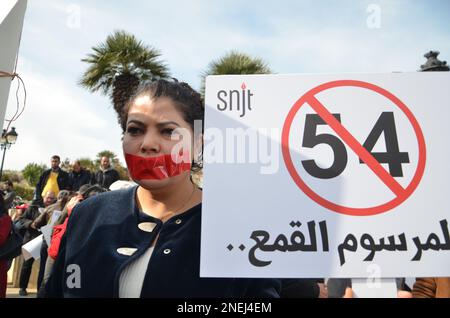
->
[79, 30, 170, 123]
[200, 51, 272, 96]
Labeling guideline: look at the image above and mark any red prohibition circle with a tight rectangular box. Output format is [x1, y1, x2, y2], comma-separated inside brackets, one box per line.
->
[282, 80, 427, 216]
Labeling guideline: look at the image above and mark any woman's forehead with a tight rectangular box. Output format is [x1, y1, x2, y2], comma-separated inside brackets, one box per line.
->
[128, 96, 183, 120]
[134, 94, 152, 106]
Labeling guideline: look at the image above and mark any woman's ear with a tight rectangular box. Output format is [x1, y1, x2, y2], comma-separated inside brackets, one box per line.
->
[193, 133, 204, 165]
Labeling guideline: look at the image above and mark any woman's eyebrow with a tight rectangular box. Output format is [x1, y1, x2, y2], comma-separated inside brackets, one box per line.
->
[156, 121, 180, 127]
[127, 120, 145, 126]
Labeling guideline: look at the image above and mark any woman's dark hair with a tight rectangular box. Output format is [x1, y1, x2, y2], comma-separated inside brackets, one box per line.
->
[57, 190, 72, 211]
[121, 79, 204, 171]
[80, 185, 109, 199]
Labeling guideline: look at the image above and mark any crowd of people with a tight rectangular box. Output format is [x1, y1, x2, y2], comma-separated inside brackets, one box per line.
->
[0, 79, 448, 298]
[0, 154, 131, 297]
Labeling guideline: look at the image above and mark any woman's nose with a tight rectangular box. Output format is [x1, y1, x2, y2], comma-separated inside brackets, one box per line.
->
[140, 132, 161, 154]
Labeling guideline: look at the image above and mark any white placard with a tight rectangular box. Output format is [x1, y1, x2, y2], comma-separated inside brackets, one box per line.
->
[49, 210, 62, 225]
[201, 72, 450, 278]
[40, 225, 53, 246]
[40, 210, 62, 245]
[22, 234, 43, 260]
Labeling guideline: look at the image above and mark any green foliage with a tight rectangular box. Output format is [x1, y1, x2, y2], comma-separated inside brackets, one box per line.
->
[14, 183, 34, 202]
[201, 51, 272, 95]
[80, 30, 171, 125]
[114, 164, 129, 181]
[79, 30, 169, 95]
[1, 170, 22, 183]
[77, 157, 97, 173]
[22, 163, 47, 187]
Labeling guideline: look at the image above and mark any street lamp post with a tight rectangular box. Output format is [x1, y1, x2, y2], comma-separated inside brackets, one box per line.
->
[0, 127, 18, 181]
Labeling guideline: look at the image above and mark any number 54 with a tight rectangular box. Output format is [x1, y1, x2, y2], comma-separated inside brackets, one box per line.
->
[301, 112, 410, 179]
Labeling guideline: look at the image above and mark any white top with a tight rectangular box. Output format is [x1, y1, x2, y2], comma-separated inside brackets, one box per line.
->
[118, 246, 154, 298]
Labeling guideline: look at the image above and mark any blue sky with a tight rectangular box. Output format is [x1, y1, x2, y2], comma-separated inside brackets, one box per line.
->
[4, 0, 450, 170]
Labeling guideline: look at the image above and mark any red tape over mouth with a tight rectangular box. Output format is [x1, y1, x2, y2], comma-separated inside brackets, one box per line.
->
[125, 151, 191, 180]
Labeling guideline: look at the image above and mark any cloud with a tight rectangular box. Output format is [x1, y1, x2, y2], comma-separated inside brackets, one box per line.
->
[19, 0, 450, 85]
[4, 57, 124, 171]
[2, 0, 449, 172]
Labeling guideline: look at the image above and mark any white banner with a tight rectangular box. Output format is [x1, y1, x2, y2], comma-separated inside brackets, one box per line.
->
[22, 234, 42, 261]
[201, 72, 450, 278]
[0, 0, 27, 124]
[41, 210, 62, 245]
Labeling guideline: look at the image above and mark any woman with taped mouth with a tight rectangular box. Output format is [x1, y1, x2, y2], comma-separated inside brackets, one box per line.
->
[45, 79, 280, 298]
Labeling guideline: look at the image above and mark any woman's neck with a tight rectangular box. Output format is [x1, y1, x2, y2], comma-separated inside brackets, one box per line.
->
[136, 178, 201, 222]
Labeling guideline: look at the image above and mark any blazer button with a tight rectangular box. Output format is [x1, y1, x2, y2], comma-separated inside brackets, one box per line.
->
[175, 219, 182, 225]
[138, 222, 157, 232]
[163, 249, 171, 255]
[117, 247, 138, 256]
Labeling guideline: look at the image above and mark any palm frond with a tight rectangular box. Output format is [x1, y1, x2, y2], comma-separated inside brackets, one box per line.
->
[79, 30, 170, 95]
[79, 30, 171, 125]
[200, 51, 272, 96]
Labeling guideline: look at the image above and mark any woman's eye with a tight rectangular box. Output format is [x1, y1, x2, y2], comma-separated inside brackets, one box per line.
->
[127, 127, 142, 135]
[161, 128, 175, 136]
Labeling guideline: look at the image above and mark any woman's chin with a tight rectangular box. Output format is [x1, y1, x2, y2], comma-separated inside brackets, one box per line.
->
[133, 172, 189, 191]
[135, 178, 171, 190]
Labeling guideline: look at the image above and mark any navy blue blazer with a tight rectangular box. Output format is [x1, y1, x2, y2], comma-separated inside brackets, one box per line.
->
[45, 186, 281, 298]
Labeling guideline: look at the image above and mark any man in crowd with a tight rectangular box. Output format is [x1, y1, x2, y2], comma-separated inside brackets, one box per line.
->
[2, 180, 16, 209]
[34, 155, 70, 205]
[16, 191, 56, 296]
[91, 156, 119, 189]
[69, 160, 91, 191]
